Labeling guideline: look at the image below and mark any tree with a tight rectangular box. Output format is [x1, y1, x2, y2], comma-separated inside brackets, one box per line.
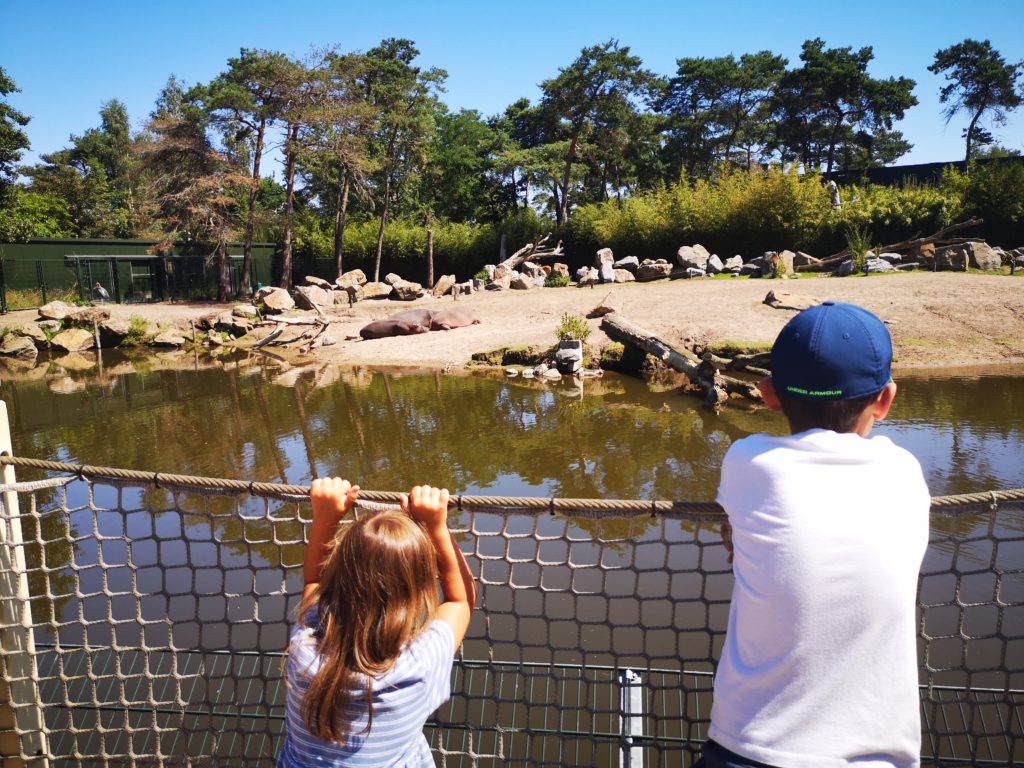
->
[199, 49, 294, 295]
[0, 66, 30, 197]
[539, 40, 656, 225]
[929, 39, 1024, 165]
[773, 39, 917, 177]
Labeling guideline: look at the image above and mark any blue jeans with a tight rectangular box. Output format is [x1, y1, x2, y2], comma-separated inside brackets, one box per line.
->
[694, 740, 781, 768]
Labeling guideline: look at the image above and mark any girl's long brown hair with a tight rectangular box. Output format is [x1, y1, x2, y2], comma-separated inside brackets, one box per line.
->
[295, 511, 439, 744]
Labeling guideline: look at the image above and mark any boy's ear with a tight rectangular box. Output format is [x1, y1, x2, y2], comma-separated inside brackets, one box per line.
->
[871, 381, 898, 420]
[758, 378, 783, 412]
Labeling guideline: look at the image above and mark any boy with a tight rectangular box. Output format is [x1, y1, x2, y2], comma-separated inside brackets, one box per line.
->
[698, 301, 930, 768]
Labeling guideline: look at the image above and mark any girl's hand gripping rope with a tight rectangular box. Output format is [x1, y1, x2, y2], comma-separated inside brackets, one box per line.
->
[304, 477, 361, 599]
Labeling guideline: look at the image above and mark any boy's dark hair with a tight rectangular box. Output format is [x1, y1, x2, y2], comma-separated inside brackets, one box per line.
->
[777, 391, 880, 434]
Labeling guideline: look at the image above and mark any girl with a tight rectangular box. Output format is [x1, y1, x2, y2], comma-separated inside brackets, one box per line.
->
[277, 479, 475, 767]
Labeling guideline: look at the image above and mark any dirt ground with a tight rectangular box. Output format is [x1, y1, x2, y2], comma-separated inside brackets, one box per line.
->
[8, 272, 1024, 371]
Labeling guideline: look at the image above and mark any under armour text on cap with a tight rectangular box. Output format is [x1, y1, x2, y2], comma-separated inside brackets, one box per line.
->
[770, 301, 892, 401]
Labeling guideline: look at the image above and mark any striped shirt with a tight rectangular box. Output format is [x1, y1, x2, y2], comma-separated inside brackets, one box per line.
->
[277, 615, 455, 768]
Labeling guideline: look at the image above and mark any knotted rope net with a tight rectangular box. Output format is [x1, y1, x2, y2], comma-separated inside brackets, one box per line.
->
[0, 457, 1021, 767]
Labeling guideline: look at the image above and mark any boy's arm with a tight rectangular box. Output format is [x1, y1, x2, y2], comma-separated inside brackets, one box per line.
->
[304, 478, 360, 600]
[402, 486, 475, 646]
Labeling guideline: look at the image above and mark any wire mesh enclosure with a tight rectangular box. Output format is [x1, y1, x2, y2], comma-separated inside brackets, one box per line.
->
[0, 465, 1021, 767]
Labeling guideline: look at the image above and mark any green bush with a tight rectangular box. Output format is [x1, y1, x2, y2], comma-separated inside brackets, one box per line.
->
[845, 224, 874, 275]
[544, 274, 571, 288]
[555, 312, 591, 343]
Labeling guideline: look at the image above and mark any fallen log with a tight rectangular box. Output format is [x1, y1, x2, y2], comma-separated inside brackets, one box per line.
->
[601, 314, 762, 404]
[500, 234, 565, 270]
[261, 315, 324, 326]
[798, 217, 984, 272]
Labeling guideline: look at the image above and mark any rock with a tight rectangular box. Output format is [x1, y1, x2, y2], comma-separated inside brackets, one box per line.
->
[636, 262, 673, 281]
[432, 274, 457, 297]
[723, 255, 744, 272]
[878, 252, 903, 264]
[16, 324, 48, 348]
[533, 363, 549, 377]
[521, 368, 534, 379]
[510, 275, 534, 290]
[907, 243, 936, 265]
[740, 258, 763, 277]
[760, 252, 780, 277]
[676, 243, 711, 270]
[934, 245, 968, 271]
[542, 367, 563, 380]
[336, 269, 367, 290]
[152, 331, 187, 347]
[706, 254, 725, 275]
[304, 275, 333, 289]
[866, 258, 895, 273]
[613, 256, 640, 273]
[232, 304, 260, 319]
[0, 333, 38, 359]
[258, 287, 295, 313]
[50, 328, 95, 353]
[577, 268, 600, 287]
[612, 269, 635, 283]
[895, 263, 920, 271]
[37, 319, 61, 334]
[594, 247, 615, 269]
[793, 251, 821, 268]
[764, 290, 820, 311]
[776, 250, 796, 276]
[214, 313, 254, 337]
[520, 262, 545, 279]
[837, 259, 856, 277]
[66, 306, 111, 326]
[483, 264, 496, 280]
[486, 275, 511, 291]
[505, 368, 518, 377]
[551, 263, 571, 279]
[472, 278, 486, 292]
[360, 281, 392, 300]
[554, 339, 584, 375]
[98, 318, 130, 347]
[454, 280, 474, 296]
[576, 266, 594, 280]
[294, 285, 334, 311]
[684, 267, 706, 279]
[38, 300, 75, 322]
[587, 291, 621, 319]
[963, 241, 1003, 271]
[493, 264, 513, 281]
[391, 280, 424, 301]
[384, 273, 403, 286]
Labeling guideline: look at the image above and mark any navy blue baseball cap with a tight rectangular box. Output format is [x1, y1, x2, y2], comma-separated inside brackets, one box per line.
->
[770, 301, 892, 401]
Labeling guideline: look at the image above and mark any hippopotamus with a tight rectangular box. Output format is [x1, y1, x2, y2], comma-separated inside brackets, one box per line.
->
[359, 309, 436, 340]
[430, 307, 482, 331]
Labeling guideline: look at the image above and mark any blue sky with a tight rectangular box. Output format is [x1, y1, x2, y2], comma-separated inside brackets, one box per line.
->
[3, 0, 1022, 172]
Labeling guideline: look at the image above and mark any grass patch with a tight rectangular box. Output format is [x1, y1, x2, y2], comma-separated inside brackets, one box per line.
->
[123, 315, 151, 346]
[470, 346, 545, 367]
[708, 340, 773, 357]
[4, 286, 85, 310]
[544, 275, 571, 288]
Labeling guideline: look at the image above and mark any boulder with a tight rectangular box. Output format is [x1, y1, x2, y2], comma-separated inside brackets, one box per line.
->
[360, 281, 392, 300]
[739, 259, 762, 277]
[676, 243, 711, 270]
[304, 275, 333, 289]
[760, 252, 779, 278]
[907, 243, 935, 265]
[152, 331, 187, 347]
[878, 252, 903, 264]
[837, 259, 856, 277]
[98, 318, 130, 348]
[510, 275, 534, 290]
[294, 285, 334, 311]
[586, 291, 621, 319]
[50, 328, 95, 353]
[896, 263, 920, 272]
[866, 258, 895, 273]
[391, 280, 424, 301]
[551, 263, 571, 279]
[384, 273, 403, 286]
[594, 247, 615, 269]
[483, 264, 496, 280]
[38, 300, 75, 322]
[636, 261, 673, 281]
[613, 269, 635, 283]
[554, 339, 583, 375]
[432, 274, 457, 297]
[486, 275, 511, 291]
[454, 280, 474, 296]
[793, 251, 821, 268]
[232, 304, 260, 319]
[472, 278, 486, 292]
[723, 256, 744, 273]
[257, 286, 295, 313]
[764, 290, 820, 312]
[214, 313, 253, 337]
[66, 306, 111, 326]
[520, 262, 545, 279]
[542, 367, 563, 381]
[776, 250, 796, 275]
[613, 256, 640, 273]
[0, 333, 38, 359]
[684, 267, 706, 279]
[493, 263, 513, 281]
[336, 269, 367, 290]
[934, 245, 968, 271]
[576, 268, 600, 287]
[964, 241, 1003, 271]
[17, 324, 48, 348]
[37, 319, 61, 334]
[706, 254, 725, 275]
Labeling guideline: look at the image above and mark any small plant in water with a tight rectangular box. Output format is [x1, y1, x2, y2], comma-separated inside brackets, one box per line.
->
[555, 312, 591, 344]
[845, 224, 874, 275]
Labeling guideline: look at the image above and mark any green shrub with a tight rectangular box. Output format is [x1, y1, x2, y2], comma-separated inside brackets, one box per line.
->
[544, 274, 571, 288]
[845, 224, 873, 275]
[555, 312, 591, 343]
[123, 314, 150, 346]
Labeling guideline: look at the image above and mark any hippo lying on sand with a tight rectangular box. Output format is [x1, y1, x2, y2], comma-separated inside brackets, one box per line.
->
[359, 309, 435, 339]
[430, 307, 481, 331]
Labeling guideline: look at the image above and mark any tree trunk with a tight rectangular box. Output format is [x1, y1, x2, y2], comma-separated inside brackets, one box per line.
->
[824, 112, 843, 180]
[216, 238, 230, 302]
[964, 108, 984, 171]
[373, 129, 398, 283]
[426, 229, 434, 288]
[557, 133, 579, 226]
[280, 123, 299, 290]
[241, 119, 267, 297]
[333, 167, 351, 278]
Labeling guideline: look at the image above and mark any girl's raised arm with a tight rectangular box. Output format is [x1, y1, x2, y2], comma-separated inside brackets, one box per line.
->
[304, 477, 360, 600]
[402, 485, 476, 646]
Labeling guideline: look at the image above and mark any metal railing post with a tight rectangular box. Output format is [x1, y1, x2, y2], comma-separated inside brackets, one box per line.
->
[0, 402, 49, 767]
[34, 263, 46, 306]
[618, 668, 644, 768]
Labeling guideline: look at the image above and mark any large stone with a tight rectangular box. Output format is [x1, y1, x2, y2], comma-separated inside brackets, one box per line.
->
[586, 291, 621, 319]
[776, 250, 796, 276]
[636, 261, 673, 281]
[554, 339, 583, 374]
[17, 324, 48, 348]
[706, 254, 725, 275]
[0, 333, 38, 359]
[866, 258, 895, 273]
[38, 300, 74, 322]
[510, 275, 534, 290]
[432, 274, 457, 297]
[964, 241, 1003, 271]
[551, 263, 571, 279]
[37, 319, 61, 334]
[384, 273, 403, 286]
[594, 247, 615, 269]
[50, 327, 95, 353]
[613, 256, 640, 273]
[878, 252, 903, 264]
[494, 263, 513, 281]
[214, 313, 253, 337]
[576, 268, 600, 287]
[723, 255, 744, 272]
[304, 275, 333, 289]
[391, 280, 424, 301]
[336, 269, 367, 290]
[907, 243, 935, 265]
[676, 243, 711, 270]
[684, 267, 706, 279]
[98, 318, 130, 348]
[486, 275, 511, 291]
[66, 306, 111, 326]
[152, 331, 187, 347]
[612, 269, 635, 283]
[599, 262, 615, 283]
[257, 286, 295, 313]
[483, 264, 496, 280]
[294, 285, 334, 311]
[740, 259, 763, 277]
[764, 290, 819, 312]
[520, 262, 545, 280]
[837, 259, 856, 277]
[934, 245, 968, 271]
[760, 252, 780, 278]
[232, 304, 260, 319]
[361, 281, 392, 300]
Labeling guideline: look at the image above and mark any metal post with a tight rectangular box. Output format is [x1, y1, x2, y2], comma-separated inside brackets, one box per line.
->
[73, 259, 83, 304]
[618, 668, 644, 768]
[109, 259, 121, 304]
[0, 259, 7, 315]
[0, 401, 49, 767]
[34, 263, 46, 306]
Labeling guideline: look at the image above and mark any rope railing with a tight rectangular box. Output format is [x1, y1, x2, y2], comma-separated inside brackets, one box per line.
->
[3, 454, 1022, 518]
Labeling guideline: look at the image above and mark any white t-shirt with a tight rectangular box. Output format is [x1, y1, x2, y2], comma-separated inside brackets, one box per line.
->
[277, 615, 455, 768]
[711, 429, 930, 768]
